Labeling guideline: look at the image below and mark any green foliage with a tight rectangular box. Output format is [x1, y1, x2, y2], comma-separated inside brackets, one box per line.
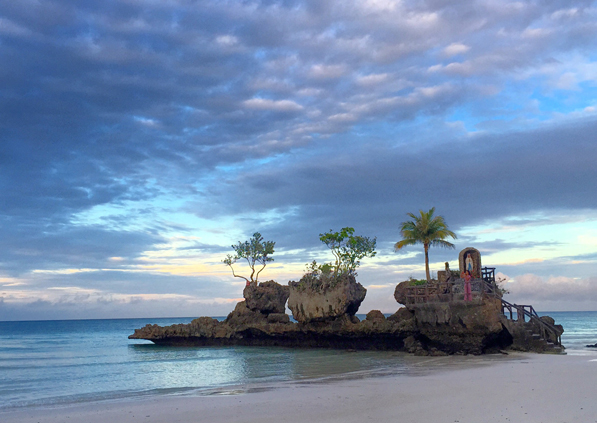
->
[408, 276, 428, 286]
[304, 260, 332, 278]
[297, 228, 376, 291]
[223, 232, 275, 284]
[298, 260, 336, 291]
[317, 227, 377, 277]
[394, 207, 457, 282]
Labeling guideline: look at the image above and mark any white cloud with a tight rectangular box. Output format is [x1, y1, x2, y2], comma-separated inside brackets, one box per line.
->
[361, 0, 401, 12]
[328, 113, 357, 123]
[443, 43, 470, 57]
[134, 116, 159, 127]
[243, 98, 304, 112]
[215, 35, 238, 46]
[507, 274, 597, 302]
[551, 8, 579, 20]
[356, 73, 389, 86]
[308, 64, 347, 79]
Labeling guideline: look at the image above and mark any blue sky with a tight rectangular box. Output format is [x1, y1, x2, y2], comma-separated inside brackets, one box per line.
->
[2, 0, 597, 320]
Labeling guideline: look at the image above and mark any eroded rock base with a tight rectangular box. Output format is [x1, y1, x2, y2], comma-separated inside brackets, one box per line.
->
[130, 299, 517, 355]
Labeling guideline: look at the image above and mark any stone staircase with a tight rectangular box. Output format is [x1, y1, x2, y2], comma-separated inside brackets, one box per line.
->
[524, 327, 566, 354]
[500, 298, 566, 354]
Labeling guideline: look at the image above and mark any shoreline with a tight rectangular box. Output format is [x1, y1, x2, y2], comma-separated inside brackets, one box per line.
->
[3, 353, 595, 423]
[0, 351, 519, 411]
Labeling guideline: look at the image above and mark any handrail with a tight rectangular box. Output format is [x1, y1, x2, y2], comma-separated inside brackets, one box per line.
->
[404, 278, 499, 304]
[481, 267, 496, 284]
[501, 298, 563, 346]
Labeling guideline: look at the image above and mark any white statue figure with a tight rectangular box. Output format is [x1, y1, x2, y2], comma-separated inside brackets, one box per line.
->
[465, 252, 473, 275]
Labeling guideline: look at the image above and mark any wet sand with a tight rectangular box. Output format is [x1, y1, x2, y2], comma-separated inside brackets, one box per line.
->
[2, 353, 595, 423]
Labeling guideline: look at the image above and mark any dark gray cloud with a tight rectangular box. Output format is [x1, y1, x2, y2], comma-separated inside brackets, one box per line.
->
[0, 223, 164, 275]
[193, 117, 597, 251]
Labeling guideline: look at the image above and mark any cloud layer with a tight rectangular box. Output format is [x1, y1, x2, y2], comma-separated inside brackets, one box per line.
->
[2, 0, 597, 319]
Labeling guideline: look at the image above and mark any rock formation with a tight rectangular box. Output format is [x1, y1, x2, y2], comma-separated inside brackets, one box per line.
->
[130, 277, 564, 355]
[243, 280, 289, 315]
[287, 274, 366, 323]
[393, 279, 564, 354]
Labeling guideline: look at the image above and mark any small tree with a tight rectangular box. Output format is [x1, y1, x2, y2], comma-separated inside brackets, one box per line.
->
[317, 227, 377, 278]
[223, 232, 275, 285]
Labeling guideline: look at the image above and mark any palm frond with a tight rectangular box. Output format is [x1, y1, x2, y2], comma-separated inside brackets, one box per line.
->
[430, 239, 456, 249]
[394, 238, 419, 251]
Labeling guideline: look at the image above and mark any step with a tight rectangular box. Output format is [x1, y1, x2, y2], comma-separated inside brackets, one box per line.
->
[545, 346, 566, 355]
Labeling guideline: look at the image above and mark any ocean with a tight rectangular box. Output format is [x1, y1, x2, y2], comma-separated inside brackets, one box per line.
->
[0, 311, 596, 410]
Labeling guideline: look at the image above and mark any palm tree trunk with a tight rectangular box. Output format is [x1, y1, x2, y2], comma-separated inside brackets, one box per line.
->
[424, 243, 430, 282]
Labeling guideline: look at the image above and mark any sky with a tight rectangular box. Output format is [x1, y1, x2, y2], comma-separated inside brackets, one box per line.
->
[1, 0, 597, 321]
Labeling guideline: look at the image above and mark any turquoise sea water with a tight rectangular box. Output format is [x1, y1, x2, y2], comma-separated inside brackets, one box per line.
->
[0, 311, 595, 410]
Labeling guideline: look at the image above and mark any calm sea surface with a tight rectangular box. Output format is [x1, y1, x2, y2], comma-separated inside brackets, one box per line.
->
[0, 311, 595, 410]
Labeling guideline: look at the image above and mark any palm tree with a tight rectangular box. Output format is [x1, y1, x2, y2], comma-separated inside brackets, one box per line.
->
[394, 207, 457, 282]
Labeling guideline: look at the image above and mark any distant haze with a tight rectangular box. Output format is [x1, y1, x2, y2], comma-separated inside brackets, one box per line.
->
[2, 1, 597, 320]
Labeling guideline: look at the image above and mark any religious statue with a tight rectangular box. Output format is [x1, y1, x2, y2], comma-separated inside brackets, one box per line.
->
[465, 253, 473, 274]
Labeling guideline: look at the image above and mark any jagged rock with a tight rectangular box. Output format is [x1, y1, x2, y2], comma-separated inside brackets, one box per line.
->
[243, 280, 290, 314]
[388, 307, 414, 322]
[403, 335, 426, 355]
[366, 310, 385, 321]
[188, 317, 225, 337]
[267, 313, 290, 324]
[539, 315, 556, 326]
[287, 274, 366, 323]
[406, 297, 511, 354]
[394, 280, 410, 305]
[128, 317, 234, 341]
[225, 300, 268, 327]
[537, 316, 564, 344]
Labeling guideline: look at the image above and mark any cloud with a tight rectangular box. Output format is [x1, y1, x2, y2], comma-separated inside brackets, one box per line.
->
[443, 43, 470, 57]
[243, 98, 304, 112]
[2, 0, 597, 317]
[308, 64, 347, 79]
[0, 293, 239, 321]
[503, 274, 597, 309]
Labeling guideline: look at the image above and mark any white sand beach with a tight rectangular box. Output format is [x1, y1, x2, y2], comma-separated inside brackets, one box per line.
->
[2, 353, 595, 423]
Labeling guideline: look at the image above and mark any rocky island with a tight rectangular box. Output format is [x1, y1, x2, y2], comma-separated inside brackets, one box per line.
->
[130, 247, 565, 355]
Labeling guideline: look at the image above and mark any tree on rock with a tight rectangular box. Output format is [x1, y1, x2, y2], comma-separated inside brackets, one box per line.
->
[223, 232, 275, 286]
[317, 227, 377, 278]
[394, 208, 456, 283]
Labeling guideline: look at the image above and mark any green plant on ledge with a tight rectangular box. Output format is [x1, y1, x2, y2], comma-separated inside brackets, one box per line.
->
[408, 276, 428, 286]
[298, 227, 377, 291]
